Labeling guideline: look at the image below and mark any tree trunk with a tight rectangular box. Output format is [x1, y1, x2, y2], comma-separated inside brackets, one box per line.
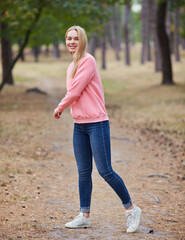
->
[115, 4, 121, 60]
[140, 0, 148, 64]
[123, 4, 130, 66]
[181, 38, 185, 49]
[150, 0, 162, 71]
[45, 45, 49, 57]
[0, 22, 14, 85]
[130, 8, 135, 46]
[18, 40, 25, 61]
[0, 5, 43, 92]
[174, 8, 180, 62]
[32, 46, 40, 62]
[53, 43, 60, 58]
[101, 26, 107, 69]
[166, 10, 173, 54]
[88, 32, 97, 57]
[109, 5, 121, 61]
[157, 1, 174, 85]
[147, 0, 152, 61]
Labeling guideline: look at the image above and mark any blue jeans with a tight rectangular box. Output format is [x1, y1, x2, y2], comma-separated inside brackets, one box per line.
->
[73, 120, 132, 213]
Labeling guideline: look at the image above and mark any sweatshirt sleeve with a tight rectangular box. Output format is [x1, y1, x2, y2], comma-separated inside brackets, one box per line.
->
[57, 56, 95, 113]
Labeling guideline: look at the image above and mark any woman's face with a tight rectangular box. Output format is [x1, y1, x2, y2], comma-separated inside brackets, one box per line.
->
[66, 29, 79, 55]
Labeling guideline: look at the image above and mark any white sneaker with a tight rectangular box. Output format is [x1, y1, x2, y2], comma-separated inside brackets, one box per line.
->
[126, 205, 141, 233]
[65, 213, 91, 229]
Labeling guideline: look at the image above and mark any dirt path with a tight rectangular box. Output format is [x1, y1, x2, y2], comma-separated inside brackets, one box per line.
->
[0, 77, 184, 240]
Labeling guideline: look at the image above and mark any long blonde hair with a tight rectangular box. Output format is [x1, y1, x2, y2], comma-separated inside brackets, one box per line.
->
[65, 26, 87, 78]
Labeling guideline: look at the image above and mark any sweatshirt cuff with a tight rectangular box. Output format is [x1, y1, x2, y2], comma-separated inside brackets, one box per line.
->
[57, 103, 64, 113]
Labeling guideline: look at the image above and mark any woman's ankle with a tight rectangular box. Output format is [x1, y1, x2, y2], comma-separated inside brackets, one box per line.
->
[83, 212, 90, 218]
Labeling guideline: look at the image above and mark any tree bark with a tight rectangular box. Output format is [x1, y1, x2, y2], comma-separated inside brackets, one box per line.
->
[147, 0, 152, 61]
[32, 46, 40, 62]
[109, 5, 121, 61]
[0, 5, 43, 92]
[88, 32, 97, 57]
[123, 4, 131, 66]
[150, 0, 162, 71]
[101, 26, 107, 69]
[0, 22, 14, 85]
[140, 0, 148, 64]
[157, 1, 174, 85]
[18, 40, 25, 61]
[174, 8, 180, 62]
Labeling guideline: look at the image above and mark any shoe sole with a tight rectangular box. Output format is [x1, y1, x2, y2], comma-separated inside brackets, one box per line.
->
[65, 224, 91, 229]
[127, 208, 141, 233]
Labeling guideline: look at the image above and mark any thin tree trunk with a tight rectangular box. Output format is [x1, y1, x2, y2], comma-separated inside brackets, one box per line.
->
[140, 0, 148, 64]
[123, 4, 130, 66]
[53, 43, 60, 58]
[18, 40, 25, 61]
[0, 22, 14, 85]
[45, 45, 49, 57]
[181, 38, 185, 49]
[150, 0, 162, 71]
[0, 5, 43, 91]
[174, 8, 180, 61]
[109, 5, 121, 61]
[147, 0, 151, 61]
[109, 6, 116, 49]
[130, 8, 135, 46]
[101, 26, 107, 69]
[157, 1, 174, 85]
[32, 46, 40, 62]
[88, 32, 97, 57]
[115, 4, 121, 60]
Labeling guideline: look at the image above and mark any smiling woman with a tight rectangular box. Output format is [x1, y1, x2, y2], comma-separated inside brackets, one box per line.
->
[53, 25, 141, 233]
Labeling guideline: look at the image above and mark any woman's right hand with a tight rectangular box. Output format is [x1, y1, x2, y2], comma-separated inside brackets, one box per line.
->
[53, 108, 62, 119]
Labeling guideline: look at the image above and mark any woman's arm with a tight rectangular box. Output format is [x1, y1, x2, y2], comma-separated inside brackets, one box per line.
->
[56, 56, 95, 114]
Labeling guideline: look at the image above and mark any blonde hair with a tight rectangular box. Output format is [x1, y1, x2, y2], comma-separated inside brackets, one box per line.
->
[65, 26, 87, 78]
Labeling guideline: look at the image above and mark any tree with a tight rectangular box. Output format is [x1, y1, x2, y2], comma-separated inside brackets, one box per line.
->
[0, 0, 45, 91]
[174, 7, 180, 61]
[140, 0, 151, 64]
[150, 0, 162, 71]
[0, 21, 14, 85]
[123, 3, 131, 65]
[101, 25, 107, 69]
[156, 0, 174, 85]
[109, 4, 121, 60]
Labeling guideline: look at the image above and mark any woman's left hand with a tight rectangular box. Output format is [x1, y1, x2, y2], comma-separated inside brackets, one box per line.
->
[54, 108, 62, 119]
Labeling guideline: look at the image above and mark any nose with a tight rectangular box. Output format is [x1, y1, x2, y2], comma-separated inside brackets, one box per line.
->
[71, 38, 75, 43]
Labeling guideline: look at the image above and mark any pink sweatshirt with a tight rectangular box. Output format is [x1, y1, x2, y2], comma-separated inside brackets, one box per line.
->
[57, 53, 109, 123]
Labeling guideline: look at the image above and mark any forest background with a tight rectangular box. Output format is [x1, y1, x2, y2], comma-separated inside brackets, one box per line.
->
[0, 0, 185, 239]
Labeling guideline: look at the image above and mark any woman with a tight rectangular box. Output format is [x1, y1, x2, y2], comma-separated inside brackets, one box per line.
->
[54, 26, 141, 233]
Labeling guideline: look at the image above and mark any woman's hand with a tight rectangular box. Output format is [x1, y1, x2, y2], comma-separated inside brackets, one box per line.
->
[54, 108, 62, 119]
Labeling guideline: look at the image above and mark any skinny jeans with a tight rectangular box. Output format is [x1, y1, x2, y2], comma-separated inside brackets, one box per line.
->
[73, 120, 132, 213]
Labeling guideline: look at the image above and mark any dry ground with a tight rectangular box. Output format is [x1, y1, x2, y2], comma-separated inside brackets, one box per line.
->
[0, 48, 185, 240]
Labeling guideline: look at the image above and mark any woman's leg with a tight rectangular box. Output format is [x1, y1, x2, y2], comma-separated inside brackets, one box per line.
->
[89, 121, 132, 208]
[73, 123, 93, 213]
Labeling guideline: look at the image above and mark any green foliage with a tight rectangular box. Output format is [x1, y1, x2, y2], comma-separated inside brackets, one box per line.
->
[180, 11, 185, 38]
[0, 0, 127, 49]
[132, 11, 141, 42]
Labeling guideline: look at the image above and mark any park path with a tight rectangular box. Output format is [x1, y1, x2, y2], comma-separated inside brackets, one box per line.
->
[0, 77, 184, 240]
